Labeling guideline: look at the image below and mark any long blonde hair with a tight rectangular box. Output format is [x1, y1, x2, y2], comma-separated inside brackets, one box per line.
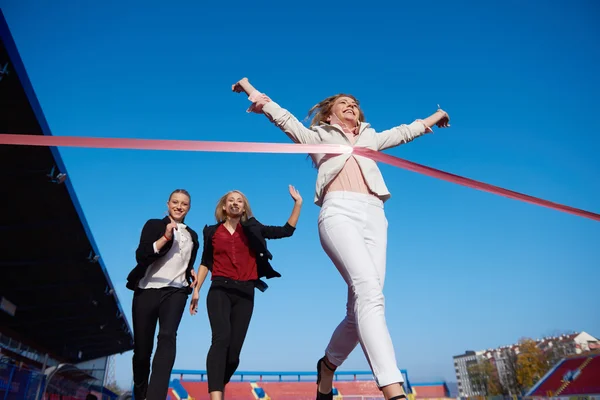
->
[306, 93, 366, 128]
[214, 190, 254, 223]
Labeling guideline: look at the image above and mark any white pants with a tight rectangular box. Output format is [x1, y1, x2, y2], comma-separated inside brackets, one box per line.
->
[318, 191, 403, 388]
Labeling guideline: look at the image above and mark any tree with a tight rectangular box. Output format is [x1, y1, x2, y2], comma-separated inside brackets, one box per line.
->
[468, 361, 489, 396]
[468, 358, 506, 396]
[501, 347, 524, 395]
[105, 380, 125, 395]
[516, 338, 549, 391]
[485, 361, 506, 396]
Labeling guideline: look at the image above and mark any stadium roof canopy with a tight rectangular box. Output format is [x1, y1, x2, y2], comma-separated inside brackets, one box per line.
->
[0, 10, 133, 364]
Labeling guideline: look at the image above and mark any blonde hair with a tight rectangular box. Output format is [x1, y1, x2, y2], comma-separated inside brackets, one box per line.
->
[214, 190, 254, 223]
[306, 94, 365, 128]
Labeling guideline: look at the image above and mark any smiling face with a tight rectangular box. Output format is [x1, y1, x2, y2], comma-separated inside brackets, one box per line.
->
[215, 190, 253, 223]
[307, 93, 365, 129]
[327, 96, 360, 128]
[167, 192, 190, 222]
[223, 191, 245, 218]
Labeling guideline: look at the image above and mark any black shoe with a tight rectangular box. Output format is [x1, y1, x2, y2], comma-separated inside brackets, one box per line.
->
[316, 356, 336, 400]
[389, 395, 407, 400]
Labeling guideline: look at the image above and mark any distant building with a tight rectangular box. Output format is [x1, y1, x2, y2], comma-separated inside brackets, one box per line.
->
[453, 350, 485, 397]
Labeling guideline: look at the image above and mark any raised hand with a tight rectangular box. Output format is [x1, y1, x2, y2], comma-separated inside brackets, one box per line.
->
[289, 185, 303, 204]
[435, 106, 451, 128]
[232, 77, 255, 95]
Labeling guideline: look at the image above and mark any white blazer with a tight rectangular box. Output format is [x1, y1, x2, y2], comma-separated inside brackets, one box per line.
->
[261, 101, 430, 206]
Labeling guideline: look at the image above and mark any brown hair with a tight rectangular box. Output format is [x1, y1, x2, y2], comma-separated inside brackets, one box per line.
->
[305, 94, 365, 128]
[214, 190, 253, 223]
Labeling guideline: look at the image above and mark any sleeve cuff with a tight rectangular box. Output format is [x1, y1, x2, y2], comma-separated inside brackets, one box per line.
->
[415, 119, 433, 134]
[153, 241, 159, 254]
[248, 90, 262, 102]
[246, 90, 272, 113]
[284, 222, 296, 234]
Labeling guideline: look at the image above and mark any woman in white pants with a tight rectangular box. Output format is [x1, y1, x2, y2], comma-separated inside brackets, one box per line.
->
[232, 78, 450, 400]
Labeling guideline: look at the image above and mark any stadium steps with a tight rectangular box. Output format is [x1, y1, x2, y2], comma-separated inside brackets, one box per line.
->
[578, 356, 593, 370]
[170, 379, 191, 400]
[554, 380, 571, 396]
[250, 382, 269, 399]
[529, 357, 585, 396]
[555, 356, 592, 396]
[557, 355, 598, 396]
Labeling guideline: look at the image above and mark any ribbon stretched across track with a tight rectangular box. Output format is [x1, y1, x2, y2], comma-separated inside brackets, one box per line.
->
[0, 134, 351, 155]
[353, 147, 600, 222]
[1, 133, 598, 223]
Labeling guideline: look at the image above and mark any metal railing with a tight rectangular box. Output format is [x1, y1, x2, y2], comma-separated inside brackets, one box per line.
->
[0, 359, 46, 400]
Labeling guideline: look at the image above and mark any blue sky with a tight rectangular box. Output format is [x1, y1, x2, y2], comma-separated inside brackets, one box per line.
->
[2, 0, 600, 389]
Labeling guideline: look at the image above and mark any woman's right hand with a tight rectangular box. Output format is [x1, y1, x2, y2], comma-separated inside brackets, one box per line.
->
[232, 77, 255, 95]
[164, 218, 178, 240]
[190, 289, 199, 315]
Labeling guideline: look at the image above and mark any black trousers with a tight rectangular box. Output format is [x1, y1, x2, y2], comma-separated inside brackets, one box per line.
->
[132, 286, 189, 400]
[206, 278, 255, 393]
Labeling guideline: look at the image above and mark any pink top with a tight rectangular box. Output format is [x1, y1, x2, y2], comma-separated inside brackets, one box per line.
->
[322, 113, 374, 197]
[248, 91, 431, 199]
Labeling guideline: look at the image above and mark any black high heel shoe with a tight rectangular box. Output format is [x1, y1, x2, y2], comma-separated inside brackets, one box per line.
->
[316, 356, 336, 400]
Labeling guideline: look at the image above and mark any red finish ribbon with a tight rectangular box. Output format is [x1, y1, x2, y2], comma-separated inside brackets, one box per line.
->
[1, 133, 598, 222]
[0, 134, 351, 155]
[353, 147, 600, 222]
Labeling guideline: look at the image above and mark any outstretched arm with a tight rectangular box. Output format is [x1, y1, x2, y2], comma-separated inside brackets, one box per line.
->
[376, 108, 450, 151]
[260, 185, 303, 239]
[232, 77, 320, 145]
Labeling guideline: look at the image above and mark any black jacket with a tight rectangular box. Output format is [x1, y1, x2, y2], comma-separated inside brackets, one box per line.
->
[200, 217, 295, 290]
[126, 216, 200, 291]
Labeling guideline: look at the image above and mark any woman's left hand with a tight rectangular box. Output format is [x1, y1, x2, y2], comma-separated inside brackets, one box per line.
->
[436, 109, 450, 128]
[289, 185, 303, 204]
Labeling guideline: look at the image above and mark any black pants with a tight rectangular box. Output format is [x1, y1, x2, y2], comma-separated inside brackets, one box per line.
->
[132, 286, 189, 400]
[206, 278, 255, 393]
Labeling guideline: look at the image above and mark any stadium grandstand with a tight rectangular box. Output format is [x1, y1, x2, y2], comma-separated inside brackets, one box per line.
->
[527, 352, 600, 398]
[0, 9, 133, 400]
[165, 370, 452, 400]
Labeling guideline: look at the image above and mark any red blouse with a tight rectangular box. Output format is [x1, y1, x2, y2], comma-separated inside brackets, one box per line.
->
[211, 223, 258, 281]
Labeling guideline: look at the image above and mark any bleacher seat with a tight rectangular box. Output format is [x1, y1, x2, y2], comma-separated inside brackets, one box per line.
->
[334, 381, 381, 396]
[258, 382, 318, 400]
[530, 357, 586, 396]
[411, 383, 450, 398]
[561, 355, 600, 395]
[180, 381, 209, 400]
[179, 381, 255, 400]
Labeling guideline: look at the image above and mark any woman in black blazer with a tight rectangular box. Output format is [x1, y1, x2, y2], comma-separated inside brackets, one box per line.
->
[127, 189, 199, 400]
[190, 185, 302, 400]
